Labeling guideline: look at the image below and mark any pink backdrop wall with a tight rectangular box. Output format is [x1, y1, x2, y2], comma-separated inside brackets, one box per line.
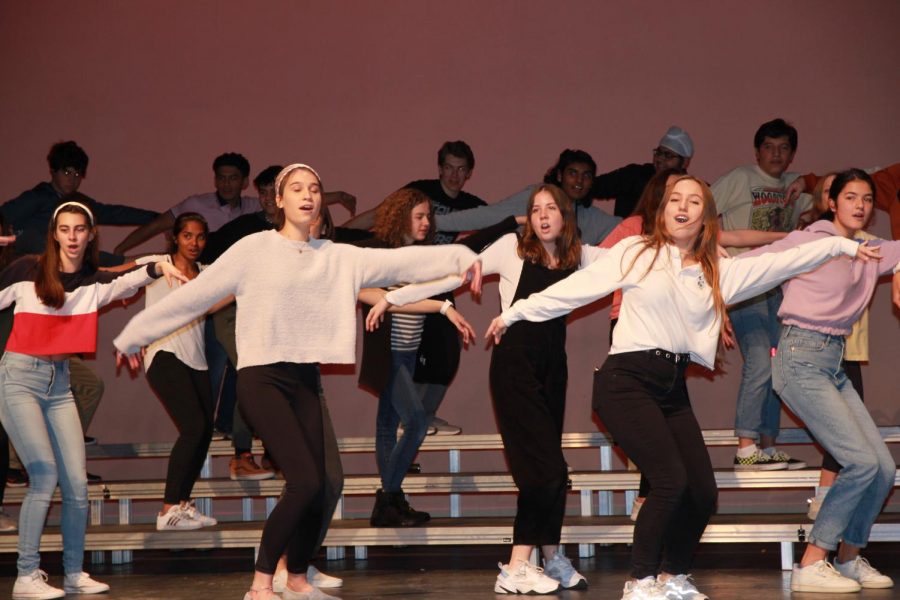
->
[1, 1, 898, 515]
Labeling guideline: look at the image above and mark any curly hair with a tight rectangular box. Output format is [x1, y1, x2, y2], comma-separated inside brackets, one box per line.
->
[373, 188, 434, 248]
[517, 184, 582, 270]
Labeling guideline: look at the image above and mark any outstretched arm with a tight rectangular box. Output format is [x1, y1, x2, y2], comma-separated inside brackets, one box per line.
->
[114, 211, 176, 255]
[360, 289, 475, 345]
[721, 235, 874, 305]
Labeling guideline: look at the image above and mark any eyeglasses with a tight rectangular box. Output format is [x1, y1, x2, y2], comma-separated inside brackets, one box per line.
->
[652, 148, 681, 161]
[60, 168, 83, 178]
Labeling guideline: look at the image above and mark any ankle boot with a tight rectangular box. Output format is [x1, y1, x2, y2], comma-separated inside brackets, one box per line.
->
[370, 489, 389, 526]
[390, 490, 430, 526]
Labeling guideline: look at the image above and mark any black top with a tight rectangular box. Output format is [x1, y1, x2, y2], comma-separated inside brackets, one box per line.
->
[404, 179, 486, 245]
[590, 163, 656, 218]
[357, 216, 519, 393]
[501, 259, 575, 349]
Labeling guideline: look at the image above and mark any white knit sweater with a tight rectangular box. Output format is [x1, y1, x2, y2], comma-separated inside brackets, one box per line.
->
[114, 230, 476, 369]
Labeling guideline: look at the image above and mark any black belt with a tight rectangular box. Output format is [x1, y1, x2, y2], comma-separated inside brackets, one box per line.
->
[645, 348, 691, 365]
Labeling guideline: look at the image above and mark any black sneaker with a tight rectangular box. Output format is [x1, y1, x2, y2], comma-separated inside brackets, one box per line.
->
[768, 449, 807, 470]
[6, 469, 28, 488]
[407, 463, 421, 474]
[87, 472, 102, 483]
[84, 436, 97, 446]
[733, 450, 787, 471]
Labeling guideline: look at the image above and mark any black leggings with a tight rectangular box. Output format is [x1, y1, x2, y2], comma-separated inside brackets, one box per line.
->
[147, 352, 214, 505]
[237, 363, 325, 574]
[490, 342, 569, 546]
[820, 359, 864, 474]
[593, 351, 717, 579]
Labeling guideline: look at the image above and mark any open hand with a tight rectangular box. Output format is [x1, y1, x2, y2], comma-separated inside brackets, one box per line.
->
[365, 297, 390, 332]
[156, 261, 190, 287]
[445, 307, 476, 347]
[484, 315, 508, 346]
[853, 241, 881, 262]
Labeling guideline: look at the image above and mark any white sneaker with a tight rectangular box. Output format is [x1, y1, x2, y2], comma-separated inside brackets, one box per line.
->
[156, 504, 203, 531]
[543, 551, 587, 589]
[622, 576, 667, 600]
[630, 498, 644, 522]
[791, 560, 861, 593]
[806, 488, 828, 520]
[273, 568, 287, 593]
[494, 560, 560, 594]
[308, 565, 343, 588]
[181, 500, 217, 527]
[12, 570, 64, 600]
[274, 566, 343, 593]
[431, 417, 462, 435]
[63, 571, 110, 594]
[834, 556, 894, 589]
[660, 573, 708, 599]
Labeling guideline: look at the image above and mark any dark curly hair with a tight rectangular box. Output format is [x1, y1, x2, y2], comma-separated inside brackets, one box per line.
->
[373, 188, 434, 248]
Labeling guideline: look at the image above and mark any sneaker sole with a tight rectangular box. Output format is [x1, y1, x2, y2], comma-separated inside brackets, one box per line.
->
[229, 473, 275, 481]
[560, 578, 587, 590]
[309, 575, 343, 588]
[156, 522, 204, 531]
[13, 592, 65, 600]
[790, 583, 861, 593]
[63, 586, 109, 594]
[733, 462, 788, 471]
[493, 582, 560, 595]
[786, 463, 807, 470]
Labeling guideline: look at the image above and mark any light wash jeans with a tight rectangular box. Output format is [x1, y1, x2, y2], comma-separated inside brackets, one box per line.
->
[730, 289, 783, 441]
[375, 350, 428, 492]
[0, 352, 88, 575]
[772, 326, 895, 550]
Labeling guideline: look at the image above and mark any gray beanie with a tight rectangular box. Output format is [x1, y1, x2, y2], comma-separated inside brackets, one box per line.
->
[658, 126, 694, 158]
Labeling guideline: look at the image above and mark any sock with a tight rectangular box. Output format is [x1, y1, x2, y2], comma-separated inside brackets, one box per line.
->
[736, 444, 758, 458]
[761, 446, 776, 457]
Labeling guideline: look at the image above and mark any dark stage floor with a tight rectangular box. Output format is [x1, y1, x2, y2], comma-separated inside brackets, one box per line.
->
[2, 543, 899, 599]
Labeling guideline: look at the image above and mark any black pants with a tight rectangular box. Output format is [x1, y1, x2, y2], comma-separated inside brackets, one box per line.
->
[490, 342, 569, 546]
[238, 363, 325, 574]
[147, 351, 215, 505]
[593, 351, 717, 579]
[820, 359, 864, 474]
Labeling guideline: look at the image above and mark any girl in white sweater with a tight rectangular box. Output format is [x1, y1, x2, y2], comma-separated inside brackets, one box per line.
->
[114, 164, 479, 600]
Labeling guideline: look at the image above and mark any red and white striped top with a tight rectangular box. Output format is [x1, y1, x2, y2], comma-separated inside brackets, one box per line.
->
[0, 256, 158, 355]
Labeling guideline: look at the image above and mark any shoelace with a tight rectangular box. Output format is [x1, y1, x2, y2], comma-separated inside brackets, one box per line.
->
[846, 556, 879, 576]
[815, 561, 845, 578]
[32, 569, 51, 586]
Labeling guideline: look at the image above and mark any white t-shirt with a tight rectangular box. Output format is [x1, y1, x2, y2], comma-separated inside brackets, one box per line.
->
[136, 254, 207, 371]
[169, 192, 259, 232]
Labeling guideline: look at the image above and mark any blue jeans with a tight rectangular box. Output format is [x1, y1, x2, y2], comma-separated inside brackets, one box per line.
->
[772, 326, 894, 550]
[375, 351, 428, 492]
[0, 352, 88, 575]
[730, 289, 783, 441]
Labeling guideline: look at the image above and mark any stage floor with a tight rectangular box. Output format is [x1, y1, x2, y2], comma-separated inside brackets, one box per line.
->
[1, 543, 898, 599]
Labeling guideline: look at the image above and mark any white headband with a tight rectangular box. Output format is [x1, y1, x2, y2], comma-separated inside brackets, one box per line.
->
[53, 201, 95, 227]
[275, 163, 322, 194]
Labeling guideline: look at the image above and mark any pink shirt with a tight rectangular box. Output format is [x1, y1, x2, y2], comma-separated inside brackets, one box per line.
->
[600, 216, 644, 319]
[170, 192, 259, 232]
[740, 220, 900, 335]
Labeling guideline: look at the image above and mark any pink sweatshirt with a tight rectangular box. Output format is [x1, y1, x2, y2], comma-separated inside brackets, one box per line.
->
[740, 220, 900, 335]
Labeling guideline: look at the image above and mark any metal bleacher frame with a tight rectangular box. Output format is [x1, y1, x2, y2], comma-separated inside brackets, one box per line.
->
[1, 427, 898, 570]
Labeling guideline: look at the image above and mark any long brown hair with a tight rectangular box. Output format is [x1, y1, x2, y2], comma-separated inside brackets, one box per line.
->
[517, 184, 582, 269]
[35, 196, 99, 308]
[624, 176, 726, 334]
[372, 188, 434, 248]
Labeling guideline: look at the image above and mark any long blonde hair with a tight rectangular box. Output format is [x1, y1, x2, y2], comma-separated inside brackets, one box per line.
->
[623, 175, 726, 335]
